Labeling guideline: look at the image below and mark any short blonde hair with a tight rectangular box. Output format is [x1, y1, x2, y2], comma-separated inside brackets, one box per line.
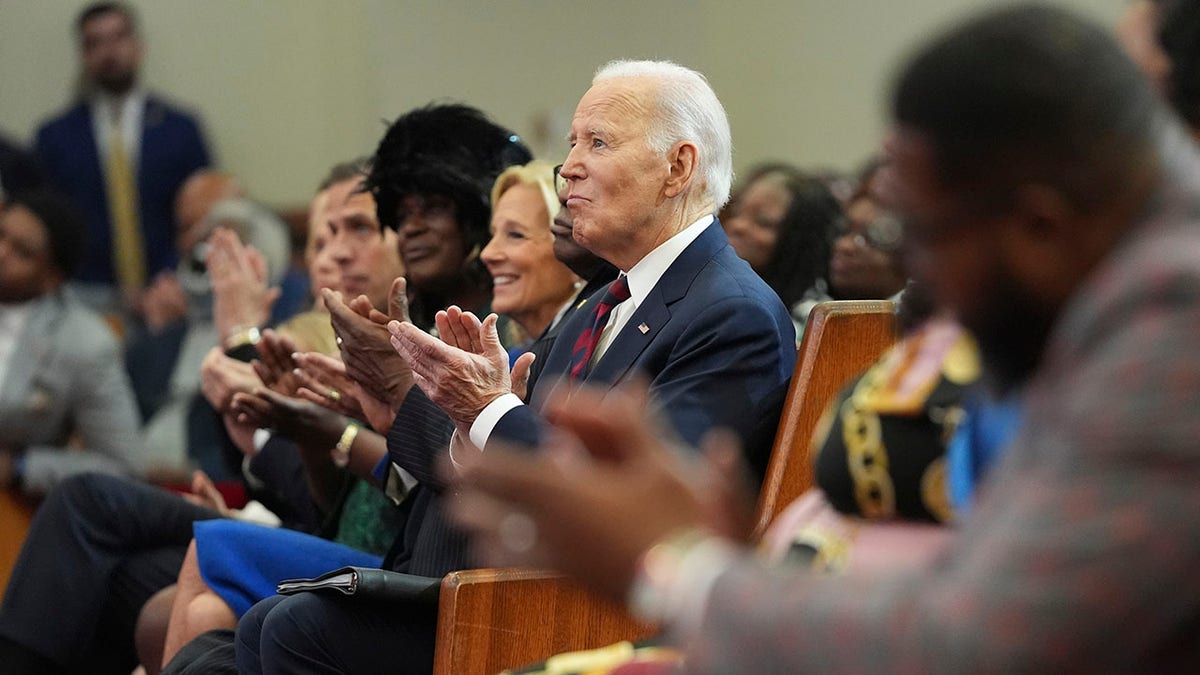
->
[489, 160, 559, 228]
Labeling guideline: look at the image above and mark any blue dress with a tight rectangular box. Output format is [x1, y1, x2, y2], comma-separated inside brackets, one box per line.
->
[194, 519, 382, 617]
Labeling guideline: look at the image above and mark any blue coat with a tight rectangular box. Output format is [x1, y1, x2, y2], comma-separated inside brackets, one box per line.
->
[35, 96, 211, 284]
[494, 220, 797, 476]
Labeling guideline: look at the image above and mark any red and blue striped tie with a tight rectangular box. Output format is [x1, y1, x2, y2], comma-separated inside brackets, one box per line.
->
[568, 276, 630, 380]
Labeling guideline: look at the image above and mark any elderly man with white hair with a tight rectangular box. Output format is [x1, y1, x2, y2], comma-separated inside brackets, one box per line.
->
[190, 60, 795, 675]
[389, 59, 796, 479]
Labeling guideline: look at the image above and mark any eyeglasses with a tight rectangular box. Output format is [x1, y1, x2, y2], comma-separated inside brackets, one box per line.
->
[553, 164, 568, 196]
[836, 213, 903, 252]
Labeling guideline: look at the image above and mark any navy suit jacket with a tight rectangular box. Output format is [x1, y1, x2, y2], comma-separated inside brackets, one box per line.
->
[35, 96, 211, 284]
[494, 221, 796, 476]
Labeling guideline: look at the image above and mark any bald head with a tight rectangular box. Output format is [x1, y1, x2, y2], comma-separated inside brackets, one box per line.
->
[175, 171, 242, 253]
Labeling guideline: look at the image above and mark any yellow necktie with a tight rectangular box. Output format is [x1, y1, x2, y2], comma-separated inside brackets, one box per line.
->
[105, 121, 145, 291]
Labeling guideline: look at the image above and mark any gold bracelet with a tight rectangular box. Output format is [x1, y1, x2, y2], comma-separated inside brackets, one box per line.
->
[224, 326, 262, 351]
[331, 423, 359, 468]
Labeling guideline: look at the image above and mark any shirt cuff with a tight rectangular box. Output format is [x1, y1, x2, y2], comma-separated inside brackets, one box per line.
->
[251, 428, 271, 455]
[468, 393, 525, 450]
[628, 529, 740, 638]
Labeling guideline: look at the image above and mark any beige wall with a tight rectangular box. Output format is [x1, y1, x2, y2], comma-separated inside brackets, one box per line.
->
[0, 0, 1123, 207]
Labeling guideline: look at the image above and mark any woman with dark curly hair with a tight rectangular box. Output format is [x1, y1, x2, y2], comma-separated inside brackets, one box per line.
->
[722, 162, 841, 337]
[363, 103, 532, 330]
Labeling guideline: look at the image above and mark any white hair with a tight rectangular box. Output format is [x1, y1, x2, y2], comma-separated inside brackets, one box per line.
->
[593, 59, 734, 208]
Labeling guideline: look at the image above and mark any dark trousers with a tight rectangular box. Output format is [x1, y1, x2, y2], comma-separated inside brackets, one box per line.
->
[234, 593, 437, 675]
[0, 473, 220, 674]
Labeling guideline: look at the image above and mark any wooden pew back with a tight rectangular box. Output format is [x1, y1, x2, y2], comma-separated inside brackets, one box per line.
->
[433, 300, 898, 675]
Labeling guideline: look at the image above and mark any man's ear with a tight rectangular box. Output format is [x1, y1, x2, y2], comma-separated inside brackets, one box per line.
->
[663, 141, 699, 199]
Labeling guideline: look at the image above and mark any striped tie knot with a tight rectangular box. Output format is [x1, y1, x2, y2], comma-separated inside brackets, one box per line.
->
[568, 276, 630, 380]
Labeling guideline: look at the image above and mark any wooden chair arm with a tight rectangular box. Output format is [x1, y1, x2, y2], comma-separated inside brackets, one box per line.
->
[433, 568, 657, 675]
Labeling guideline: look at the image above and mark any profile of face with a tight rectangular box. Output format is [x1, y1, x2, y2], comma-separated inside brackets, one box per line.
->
[303, 189, 344, 301]
[0, 206, 61, 304]
[829, 192, 906, 300]
[80, 10, 141, 95]
[723, 172, 793, 272]
[394, 194, 468, 290]
[482, 183, 579, 335]
[1117, 0, 1170, 96]
[560, 77, 670, 270]
[551, 171, 604, 279]
[323, 179, 403, 311]
[882, 129, 1053, 393]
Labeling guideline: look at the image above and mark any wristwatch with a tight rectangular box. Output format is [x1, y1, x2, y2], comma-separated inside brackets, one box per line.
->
[331, 423, 360, 468]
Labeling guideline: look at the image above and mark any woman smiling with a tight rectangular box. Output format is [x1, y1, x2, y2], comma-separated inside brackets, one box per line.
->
[483, 161, 581, 348]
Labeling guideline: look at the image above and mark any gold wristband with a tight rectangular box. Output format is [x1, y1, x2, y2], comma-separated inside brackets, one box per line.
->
[224, 326, 262, 351]
[331, 423, 359, 468]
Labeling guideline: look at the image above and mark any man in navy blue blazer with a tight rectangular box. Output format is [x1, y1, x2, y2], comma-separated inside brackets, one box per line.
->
[392, 59, 797, 480]
[219, 60, 795, 675]
[35, 2, 210, 313]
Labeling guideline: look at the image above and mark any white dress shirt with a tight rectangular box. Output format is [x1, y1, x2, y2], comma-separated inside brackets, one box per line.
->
[91, 89, 146, 169]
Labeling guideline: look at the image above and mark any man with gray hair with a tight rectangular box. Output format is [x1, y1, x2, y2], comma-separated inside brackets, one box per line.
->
[390, 59, 794, 477]
[215, 62, 794, 675]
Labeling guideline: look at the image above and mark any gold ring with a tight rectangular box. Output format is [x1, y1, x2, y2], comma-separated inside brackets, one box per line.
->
[328, 389, 342, 402]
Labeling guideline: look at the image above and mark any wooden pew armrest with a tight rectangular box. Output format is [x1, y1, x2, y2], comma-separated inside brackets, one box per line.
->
[434, 567, 657, 675]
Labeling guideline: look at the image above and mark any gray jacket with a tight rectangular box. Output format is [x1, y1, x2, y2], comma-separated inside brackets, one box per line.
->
[0, 292, 142, 493]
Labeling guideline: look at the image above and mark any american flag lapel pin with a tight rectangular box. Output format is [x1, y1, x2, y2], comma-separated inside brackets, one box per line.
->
[638, 322, 650, 334]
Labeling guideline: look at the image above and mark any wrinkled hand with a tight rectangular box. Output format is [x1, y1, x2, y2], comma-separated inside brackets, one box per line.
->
[389, 307, 523, 430]
[292, 351, 397, 434]
[251, 329, 302, 396]
[207, 227, 280, 344]
[325, 278, 413, 412]
[446, 381, 755, 601]
[200, 347, 262, 412]
[140, 271, 188, 331]
[230, 388, 346, 455]
[181, 470, 232, 517]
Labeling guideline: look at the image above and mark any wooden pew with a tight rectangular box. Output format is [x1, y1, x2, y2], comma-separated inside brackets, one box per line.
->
[752, 300, 897, 537]
[0, 488, 37, 599]
[431, 300, 898, 675]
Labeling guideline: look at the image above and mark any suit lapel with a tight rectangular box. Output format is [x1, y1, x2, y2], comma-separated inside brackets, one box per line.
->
[585, 221, 729, 386]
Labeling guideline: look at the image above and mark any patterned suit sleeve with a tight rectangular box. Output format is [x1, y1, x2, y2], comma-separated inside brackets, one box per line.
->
[386, 387, 454, 490]
[681, 263, 1200, 671]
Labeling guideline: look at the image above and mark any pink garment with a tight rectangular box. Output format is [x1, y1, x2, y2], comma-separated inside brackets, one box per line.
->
[763, 489, 951, 575]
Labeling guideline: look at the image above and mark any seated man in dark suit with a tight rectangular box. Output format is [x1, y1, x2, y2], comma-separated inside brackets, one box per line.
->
[451, 6, 1200, 670]
[35, 2, 210, 316]
[391, 60, 796, 477]
[228, 60, 796, 675]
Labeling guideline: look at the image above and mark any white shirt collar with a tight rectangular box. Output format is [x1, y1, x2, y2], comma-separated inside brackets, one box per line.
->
[623, 214, 713, 306]
[90, 88, 146, 165]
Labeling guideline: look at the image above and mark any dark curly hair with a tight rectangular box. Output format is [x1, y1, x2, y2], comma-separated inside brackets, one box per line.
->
[1157, 0, 1200, 129]
[363, 103, 531, 326]
[366, 103, 529, 256]
[729, 163, 840, 310]
[3, 189, 87, 279]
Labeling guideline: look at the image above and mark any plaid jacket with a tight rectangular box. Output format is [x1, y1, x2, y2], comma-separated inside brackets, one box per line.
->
[687, 130, 1200, 673]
